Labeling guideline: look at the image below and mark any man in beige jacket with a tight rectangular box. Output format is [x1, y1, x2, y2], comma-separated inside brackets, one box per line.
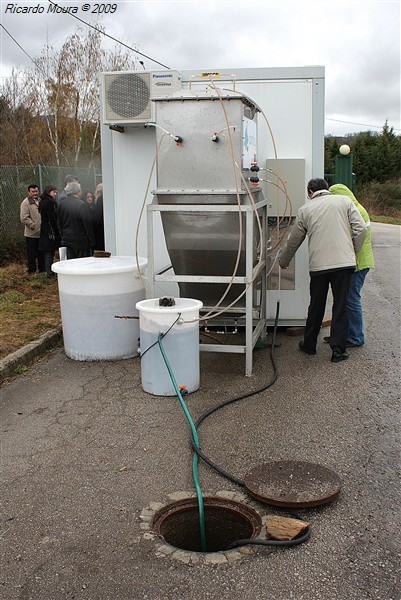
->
[20, 184, 45, 275]
[279, 178, 366, 363]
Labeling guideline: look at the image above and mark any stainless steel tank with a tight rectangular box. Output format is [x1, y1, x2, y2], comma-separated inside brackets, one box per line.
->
[152, 88, 265, 308]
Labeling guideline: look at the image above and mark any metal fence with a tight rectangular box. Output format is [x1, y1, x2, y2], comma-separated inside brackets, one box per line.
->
[0, 165, 101, 262]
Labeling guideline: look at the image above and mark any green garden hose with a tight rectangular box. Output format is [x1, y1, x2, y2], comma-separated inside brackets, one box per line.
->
[157, 334, 207, 552]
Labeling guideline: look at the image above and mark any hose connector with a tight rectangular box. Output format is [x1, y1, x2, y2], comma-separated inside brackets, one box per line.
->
[159, 296, 175, 307]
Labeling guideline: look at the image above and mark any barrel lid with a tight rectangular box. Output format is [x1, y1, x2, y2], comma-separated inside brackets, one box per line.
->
[52, 256, 147, 275]
[136, 298, 203, 313]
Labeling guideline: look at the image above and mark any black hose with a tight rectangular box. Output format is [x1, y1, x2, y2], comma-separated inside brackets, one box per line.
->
[139, 313, 181, 359]
[191, 301, 280, 485]
[226, 525, 311, 550]
[190, 301, 311, 550]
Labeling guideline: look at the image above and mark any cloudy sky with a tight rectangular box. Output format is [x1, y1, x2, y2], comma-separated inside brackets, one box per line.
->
[1, 0, 400, 136]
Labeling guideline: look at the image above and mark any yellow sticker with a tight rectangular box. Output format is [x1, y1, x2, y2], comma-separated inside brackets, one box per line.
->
[200, 72, 221, 78]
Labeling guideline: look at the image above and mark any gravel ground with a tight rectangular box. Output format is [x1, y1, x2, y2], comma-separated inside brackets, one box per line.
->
[1, 223, 399, 600]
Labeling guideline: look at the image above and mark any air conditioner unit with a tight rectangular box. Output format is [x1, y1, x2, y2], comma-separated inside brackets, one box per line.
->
[101, 70, 182, 126]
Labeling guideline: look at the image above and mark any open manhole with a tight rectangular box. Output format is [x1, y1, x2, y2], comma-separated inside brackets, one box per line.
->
[152, 496, 262, 553]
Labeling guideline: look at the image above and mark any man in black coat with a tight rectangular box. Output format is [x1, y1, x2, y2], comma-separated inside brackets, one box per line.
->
[92, 183, 105, 251]
[58, 175, 79, 204]
[57, 181, 95, 259]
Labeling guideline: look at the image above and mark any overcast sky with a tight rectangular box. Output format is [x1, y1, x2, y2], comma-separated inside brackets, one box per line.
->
[1, 0, 400, 136]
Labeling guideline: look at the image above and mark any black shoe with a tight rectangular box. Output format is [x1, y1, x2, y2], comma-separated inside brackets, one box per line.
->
[331, 350, 349, 363]
[326, 336, 362, 348]
[299, 340, 316, 355]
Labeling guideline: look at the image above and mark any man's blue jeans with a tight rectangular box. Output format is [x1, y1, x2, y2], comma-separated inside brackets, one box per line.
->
[346, 268, 369, 346]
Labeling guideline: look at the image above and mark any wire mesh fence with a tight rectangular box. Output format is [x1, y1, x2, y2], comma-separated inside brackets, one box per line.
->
[0, 165, 101, 264]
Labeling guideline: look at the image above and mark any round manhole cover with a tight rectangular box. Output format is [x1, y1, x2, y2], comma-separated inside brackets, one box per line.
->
[244, 461, 342, 508]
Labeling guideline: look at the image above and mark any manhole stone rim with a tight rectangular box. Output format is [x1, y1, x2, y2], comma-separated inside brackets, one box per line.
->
[139, 490, 270, 565]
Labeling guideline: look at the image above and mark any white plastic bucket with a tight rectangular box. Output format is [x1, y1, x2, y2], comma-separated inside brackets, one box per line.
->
[52, 256, 147, 360]
[136, 298, 203, 396]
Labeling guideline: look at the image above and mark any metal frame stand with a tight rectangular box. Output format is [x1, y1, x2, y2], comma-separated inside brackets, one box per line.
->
[147, 196, 268, 376]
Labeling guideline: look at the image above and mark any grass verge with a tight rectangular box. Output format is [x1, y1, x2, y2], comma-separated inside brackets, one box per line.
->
[0, 263, 61, 360]
[371, 215, 401, 225]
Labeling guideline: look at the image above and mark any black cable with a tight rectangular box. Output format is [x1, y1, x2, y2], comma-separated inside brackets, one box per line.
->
[192, 445, 245, 486]
[191, 301, 280, 485]
[1, 25, 48, 78]
[226, 525, 311, 550]
[139, 313, 181, 360]
[46, 1, 171, 69]
[4, 19, 396, 133]
[327, 117, 400, 132]
[189, 302, 312, 549]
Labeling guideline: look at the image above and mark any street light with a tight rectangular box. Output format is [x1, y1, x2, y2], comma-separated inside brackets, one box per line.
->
[339, 144, 351, 156]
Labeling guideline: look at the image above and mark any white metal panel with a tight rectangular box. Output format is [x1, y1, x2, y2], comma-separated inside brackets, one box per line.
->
[111, 127, 152, 256]
[111, 127, 179, 297]
[267, 244, 310, 323]
[100, 121, 116, 255]
[265, 158, 306, 216]
[236, 80, 314, 322]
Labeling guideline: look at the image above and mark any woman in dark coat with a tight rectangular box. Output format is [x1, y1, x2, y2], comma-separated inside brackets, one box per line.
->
[39, 185, 61, 277]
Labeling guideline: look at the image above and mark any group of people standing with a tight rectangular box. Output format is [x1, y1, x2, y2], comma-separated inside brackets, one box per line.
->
[20, 176, 105, 277]
[279, 179, 374, 363]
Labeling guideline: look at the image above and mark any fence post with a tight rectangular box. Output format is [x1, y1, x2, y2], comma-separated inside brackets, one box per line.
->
[334, 147, 355, 190]
[38, 164, 43, 192]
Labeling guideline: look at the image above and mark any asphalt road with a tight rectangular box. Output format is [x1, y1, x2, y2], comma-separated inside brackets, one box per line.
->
[1, 223, 400, 600]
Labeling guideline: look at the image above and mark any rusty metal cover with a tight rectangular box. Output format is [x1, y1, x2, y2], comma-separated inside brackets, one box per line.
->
[244, 461, 342, 508]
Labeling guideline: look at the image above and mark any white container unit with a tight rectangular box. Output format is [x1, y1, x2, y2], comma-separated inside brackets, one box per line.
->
[52, 256, 147, 360]
[136, 298, 203, 396]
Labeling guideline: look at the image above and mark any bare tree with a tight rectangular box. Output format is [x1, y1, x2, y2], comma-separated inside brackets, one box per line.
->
[0, 68, 53, 165]
[0, 25, 138, 167]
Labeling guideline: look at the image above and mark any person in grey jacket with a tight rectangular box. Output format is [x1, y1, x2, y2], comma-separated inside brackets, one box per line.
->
[279, 178, 366, 363]
[20, 184, 45, 275]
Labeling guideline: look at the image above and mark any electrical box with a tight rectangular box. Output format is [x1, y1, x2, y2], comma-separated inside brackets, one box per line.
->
[101, 70, 182, 126]
[265, 158, 306, 217]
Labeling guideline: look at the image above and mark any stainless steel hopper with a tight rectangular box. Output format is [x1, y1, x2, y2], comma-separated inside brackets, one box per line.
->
[152, 88, 266, 310]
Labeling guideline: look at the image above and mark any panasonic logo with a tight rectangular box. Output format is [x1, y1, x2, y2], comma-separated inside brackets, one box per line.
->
[152, 74, 174, 78]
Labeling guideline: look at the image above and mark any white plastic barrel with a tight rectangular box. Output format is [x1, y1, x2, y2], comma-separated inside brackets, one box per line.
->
[52, 256, 147, 360]
[136, 298, 203, 396]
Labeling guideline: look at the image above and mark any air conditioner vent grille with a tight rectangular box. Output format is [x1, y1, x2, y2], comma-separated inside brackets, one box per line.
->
[101, 70, 182, 125]
[105, 73, 151, 120]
